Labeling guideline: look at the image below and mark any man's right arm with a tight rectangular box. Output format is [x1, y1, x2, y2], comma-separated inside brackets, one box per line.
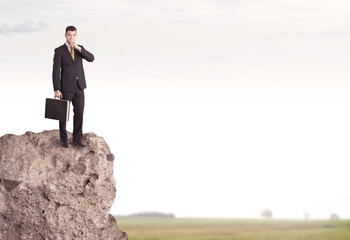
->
[52, 48, 62, 98]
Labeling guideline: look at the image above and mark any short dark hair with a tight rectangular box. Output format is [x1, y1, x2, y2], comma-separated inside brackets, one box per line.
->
[65, 26, 77, 33]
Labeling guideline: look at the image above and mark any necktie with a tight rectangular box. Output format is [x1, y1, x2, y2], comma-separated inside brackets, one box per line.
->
[70, 47, 74, 60]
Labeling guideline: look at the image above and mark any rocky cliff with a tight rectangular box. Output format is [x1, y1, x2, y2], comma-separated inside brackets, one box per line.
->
[0, 130, 127, 240]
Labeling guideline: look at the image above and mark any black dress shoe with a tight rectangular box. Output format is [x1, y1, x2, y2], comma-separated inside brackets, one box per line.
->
[72, 141, 86, 147]
[61, 142, 69, 148]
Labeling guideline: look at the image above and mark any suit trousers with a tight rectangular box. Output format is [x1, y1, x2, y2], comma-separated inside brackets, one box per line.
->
[59, 86, 85, 143]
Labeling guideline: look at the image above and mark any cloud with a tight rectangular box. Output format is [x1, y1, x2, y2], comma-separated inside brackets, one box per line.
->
[0, 21, 48, 35]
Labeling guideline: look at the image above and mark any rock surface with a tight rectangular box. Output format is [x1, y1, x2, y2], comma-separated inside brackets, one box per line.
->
[0, 130, 128, 240]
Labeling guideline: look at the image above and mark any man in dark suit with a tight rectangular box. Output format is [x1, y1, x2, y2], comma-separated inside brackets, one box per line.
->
[52, 25, 94, 148]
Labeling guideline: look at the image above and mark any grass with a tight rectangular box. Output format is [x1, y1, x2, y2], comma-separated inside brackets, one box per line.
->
[116, 217, 350, 240]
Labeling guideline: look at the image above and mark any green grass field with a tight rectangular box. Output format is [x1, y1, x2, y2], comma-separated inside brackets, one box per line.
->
[116, 217, 350, 240]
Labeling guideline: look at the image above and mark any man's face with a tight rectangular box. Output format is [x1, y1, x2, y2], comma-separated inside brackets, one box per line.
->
[65, 30, 77, 45]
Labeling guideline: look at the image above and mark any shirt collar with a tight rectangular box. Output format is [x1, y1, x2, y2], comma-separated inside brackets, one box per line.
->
[66, 42, 72, 51]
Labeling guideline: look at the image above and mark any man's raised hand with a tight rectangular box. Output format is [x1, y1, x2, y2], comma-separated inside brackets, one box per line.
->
[72, 42, 82, 52]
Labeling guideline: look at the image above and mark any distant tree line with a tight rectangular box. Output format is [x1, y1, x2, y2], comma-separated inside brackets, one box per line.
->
[117, 209, 341, 220]
[118, 212, 175, 218]
[260, 209, 341, 220]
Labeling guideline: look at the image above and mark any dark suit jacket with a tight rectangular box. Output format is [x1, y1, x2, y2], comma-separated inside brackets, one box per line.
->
[52, 44, 94, 92]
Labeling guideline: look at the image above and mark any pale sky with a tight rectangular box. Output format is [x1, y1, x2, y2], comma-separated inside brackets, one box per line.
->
[1, 0, 350, 219]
